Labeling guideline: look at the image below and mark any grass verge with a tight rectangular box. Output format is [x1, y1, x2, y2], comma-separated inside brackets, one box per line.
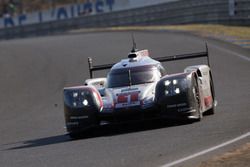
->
[109, 24, 250, 39]
[199, 143, 250, 167]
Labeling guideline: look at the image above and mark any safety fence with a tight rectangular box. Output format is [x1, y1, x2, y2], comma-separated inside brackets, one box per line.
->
[0, 0, 249, 39]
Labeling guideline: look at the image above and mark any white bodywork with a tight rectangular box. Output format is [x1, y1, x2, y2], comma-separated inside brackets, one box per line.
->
[185, 65, 214, 114]
[85, 50, 160, 112]
[85, 79, 157, 112]
[84, 50, 215, 116]
[63, 48, 216, 137]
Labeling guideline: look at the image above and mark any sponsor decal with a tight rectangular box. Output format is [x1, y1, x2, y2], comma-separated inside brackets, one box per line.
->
[66, 122, 79, 126]
[167, 103, 187, 108]
[115, 91, 140, 108]
[178, 107, 191, 112]
[2, 0, 115, 28]
[70, 116, 89, 120]
[121, 87, 139, 92]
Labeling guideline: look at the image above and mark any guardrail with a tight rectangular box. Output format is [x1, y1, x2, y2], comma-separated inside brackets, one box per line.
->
[0, 0, 249, 40]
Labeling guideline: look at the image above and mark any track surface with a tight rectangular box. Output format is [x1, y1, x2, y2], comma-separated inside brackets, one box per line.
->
[0, 31, 249, 167]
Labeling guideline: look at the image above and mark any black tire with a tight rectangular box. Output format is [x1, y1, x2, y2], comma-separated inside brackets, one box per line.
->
[68, 129, 92, 139]
[193, 76, 202, 121]
[69, 132, 82, 139]
[206, 103, 215, 115]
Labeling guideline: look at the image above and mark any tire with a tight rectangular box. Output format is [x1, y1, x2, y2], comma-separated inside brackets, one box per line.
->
[68, 129, 92, 139]
[206, 103, 215, 115]
[193, 76, 202, 121]
[69, 132, 82, 139]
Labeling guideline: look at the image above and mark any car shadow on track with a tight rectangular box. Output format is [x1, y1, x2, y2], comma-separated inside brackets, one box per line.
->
[4, 119, 194, 150]
[4, 134, 69, 150]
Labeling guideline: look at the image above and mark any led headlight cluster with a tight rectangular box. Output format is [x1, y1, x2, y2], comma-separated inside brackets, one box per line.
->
[164, 79, 178, 86]
[164, 79, 181, 95]
[71, 91, 89, 107]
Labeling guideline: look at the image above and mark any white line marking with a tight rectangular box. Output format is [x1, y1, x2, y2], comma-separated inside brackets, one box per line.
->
[161, 132, 250, 167]
[210, 44, 250, 62]
[161, 41, 250, 167]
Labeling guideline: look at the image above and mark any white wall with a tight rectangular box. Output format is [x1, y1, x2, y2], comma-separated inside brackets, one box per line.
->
[0, 0, 180, 29]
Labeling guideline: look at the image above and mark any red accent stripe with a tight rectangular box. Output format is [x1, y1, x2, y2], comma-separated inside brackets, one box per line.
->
[90, 87, 103, 110]
[204, 96, 212, 107]
[137, 50, 149, 57]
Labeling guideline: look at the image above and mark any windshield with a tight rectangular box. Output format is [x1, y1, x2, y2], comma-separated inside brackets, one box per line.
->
[107, 67, 160, 88]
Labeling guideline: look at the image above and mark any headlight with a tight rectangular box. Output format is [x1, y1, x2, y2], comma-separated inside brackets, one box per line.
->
[173, 79, 178, 85]
[165, 90, 169, 95]
[175, 88, 180, 94]
[72, 99, 89, 108]
[82, 99, 88, 106]
[164, 80, 171, 86]
[73, 92, 78, 98]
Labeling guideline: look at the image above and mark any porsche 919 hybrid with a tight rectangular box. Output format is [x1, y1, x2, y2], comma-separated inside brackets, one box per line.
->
[63, 44, 216, 138]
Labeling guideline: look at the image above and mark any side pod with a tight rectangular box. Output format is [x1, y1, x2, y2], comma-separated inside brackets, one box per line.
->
[155, 72, 201, 120]
[63, 86, 103, 135]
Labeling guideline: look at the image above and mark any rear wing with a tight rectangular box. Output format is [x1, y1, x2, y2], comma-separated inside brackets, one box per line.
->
[88, 43, 210, 78]
[155, 44, 210, 66]
[88, 58, 114, 79]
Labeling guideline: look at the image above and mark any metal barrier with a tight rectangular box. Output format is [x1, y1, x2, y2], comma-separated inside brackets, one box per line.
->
[0, 0, 249, 39]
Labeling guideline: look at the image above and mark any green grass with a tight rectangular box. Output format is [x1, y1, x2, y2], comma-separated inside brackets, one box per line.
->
[108, 24, 250, 39]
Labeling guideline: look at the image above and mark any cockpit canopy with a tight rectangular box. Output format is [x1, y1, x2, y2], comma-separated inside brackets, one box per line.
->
[107, 65, 163, 88]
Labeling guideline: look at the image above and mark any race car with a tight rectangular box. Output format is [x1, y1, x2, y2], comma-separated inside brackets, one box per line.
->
[63, 44, 216, 138]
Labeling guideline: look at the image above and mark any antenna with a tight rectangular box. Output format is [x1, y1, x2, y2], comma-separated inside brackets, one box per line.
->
[131, 33, 137, 52]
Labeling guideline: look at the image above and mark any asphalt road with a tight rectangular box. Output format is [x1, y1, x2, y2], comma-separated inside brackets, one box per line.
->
[0, 31, 249, 167]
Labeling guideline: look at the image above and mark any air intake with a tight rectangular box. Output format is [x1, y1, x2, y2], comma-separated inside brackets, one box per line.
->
[128, 53, 137, 58]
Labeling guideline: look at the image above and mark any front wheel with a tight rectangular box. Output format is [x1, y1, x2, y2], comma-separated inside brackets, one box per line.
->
[69, 132, 82, 139]
[206, 103, 215, 115]
[68, 129, 92, 139]
[193, 76, 202, 121]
